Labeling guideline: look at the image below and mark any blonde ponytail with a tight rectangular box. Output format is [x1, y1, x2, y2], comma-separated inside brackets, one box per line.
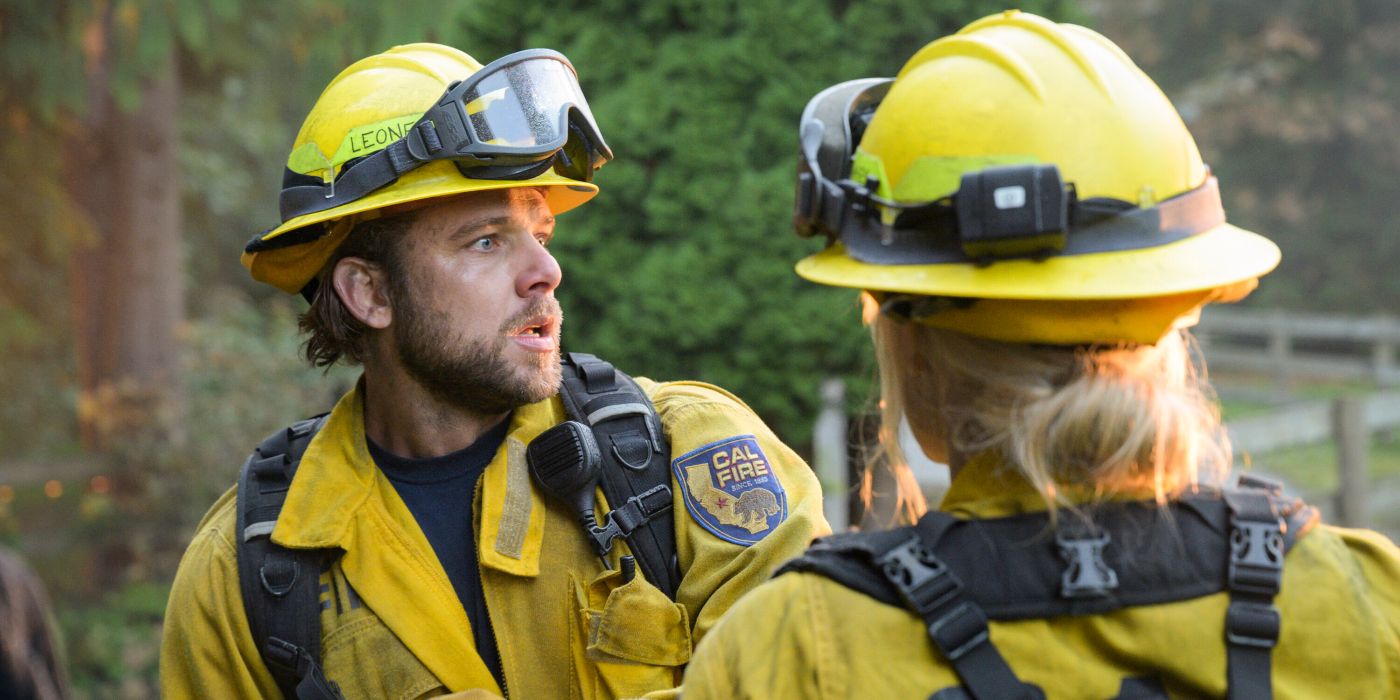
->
[864, 293, 1231, 524]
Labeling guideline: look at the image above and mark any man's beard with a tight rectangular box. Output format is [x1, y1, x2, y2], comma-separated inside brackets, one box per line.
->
[392, 289, 562, 416]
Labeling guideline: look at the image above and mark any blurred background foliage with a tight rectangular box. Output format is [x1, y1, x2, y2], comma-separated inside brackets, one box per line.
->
[1, 0, 1396, 696]
[1094, 0, 1400, 311]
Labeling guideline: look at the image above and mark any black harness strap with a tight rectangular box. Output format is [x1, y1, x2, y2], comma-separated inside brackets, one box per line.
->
[235, 415, 343, 700]
[876, 527, 1043, 699]
[1222, 487, 1287, 700]
[556, 352, 681, 599]
[779, 482, 1318, 699]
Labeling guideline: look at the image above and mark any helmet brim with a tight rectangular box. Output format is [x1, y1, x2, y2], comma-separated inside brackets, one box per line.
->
[243, 161, 598, 294]
[795, 222, 1279, 300]
[255, 161, 597, 246]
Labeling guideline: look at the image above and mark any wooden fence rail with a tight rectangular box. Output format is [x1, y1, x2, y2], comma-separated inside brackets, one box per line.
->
[1226, 391, 1400, 528]
[1225, 390, 1400, 455]
[1197, 307, 1400, 387]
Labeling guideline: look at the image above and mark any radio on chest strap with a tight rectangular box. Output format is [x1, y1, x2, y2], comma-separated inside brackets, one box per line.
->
[546, 352, 681, 598]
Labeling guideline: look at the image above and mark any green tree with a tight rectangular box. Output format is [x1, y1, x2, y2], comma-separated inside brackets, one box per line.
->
[0, 1, 474, 454]
[0, 0, 470, 602]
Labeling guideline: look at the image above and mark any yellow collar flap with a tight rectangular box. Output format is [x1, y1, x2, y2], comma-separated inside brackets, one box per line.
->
[272, 384, 377, 549]
[475, 396, 565, 576]
[939, 451, 1162, 517]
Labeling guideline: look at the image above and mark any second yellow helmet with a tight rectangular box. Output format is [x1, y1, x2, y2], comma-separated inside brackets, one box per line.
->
[792, 11, 1278, 344]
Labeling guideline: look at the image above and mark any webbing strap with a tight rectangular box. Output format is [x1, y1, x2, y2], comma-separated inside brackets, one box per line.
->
[558, 353, 680, 599]
[275, 123, 441, 223]
[875, 536, 1039, 699]
[236, 414, 343, 700]
[1222, 488, 1286, 700]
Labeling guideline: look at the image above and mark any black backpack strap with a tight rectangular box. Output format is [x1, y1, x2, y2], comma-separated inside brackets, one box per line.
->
[1220, 475, 1301, 700]
[884, 515, 1044, 700]
[786, 514, 1041, 699]
[557, 352, 680, 599]
[780, 529, 912, 608]
[236, 414, 344, 700]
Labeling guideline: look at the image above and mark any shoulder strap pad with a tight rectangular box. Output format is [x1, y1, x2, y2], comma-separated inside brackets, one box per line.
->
[557, 352, 680, 599]
[779, 480, 1316, 700]
[236, 415, 343, 699]
[782, 484, 1315, 619]
[778, 529, 910, 608]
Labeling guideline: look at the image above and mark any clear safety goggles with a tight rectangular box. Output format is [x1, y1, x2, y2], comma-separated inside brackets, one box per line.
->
[279, 49, 612, 222]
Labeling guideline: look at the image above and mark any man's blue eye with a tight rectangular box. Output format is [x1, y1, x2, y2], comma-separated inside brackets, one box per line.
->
[471, 237, 496, 251]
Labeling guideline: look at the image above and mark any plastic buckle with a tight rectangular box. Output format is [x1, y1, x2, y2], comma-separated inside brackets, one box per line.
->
[1056, 530, 1118, 599]
[876, 537, 961, 613]
[590, 485, 672, 552]
[875, 537, 990, 662]
[1229, 519, 1284, 597]
[1226, 601, 1281, 648]
[265, 637, 306, 674]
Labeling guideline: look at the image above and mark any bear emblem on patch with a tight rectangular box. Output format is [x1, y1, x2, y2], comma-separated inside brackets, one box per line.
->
[672, 435, 787, 546]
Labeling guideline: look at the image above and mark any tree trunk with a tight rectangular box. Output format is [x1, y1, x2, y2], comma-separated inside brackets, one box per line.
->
[66, 14, 184, 453]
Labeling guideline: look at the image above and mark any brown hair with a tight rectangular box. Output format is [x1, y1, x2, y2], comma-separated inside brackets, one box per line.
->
[864, 293, 1232, 526]
[0, 548, 68, 700]
[298, 213, 417, 368]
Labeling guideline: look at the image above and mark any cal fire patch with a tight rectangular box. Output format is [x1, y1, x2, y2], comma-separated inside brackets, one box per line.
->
[672, 435, 787, 546]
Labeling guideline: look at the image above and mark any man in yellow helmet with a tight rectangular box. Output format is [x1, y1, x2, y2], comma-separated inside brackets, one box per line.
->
[159, 43, 827, 699]
[685, 11, 1400, 699]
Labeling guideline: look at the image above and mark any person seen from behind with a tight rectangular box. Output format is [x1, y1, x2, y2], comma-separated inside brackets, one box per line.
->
[684, 10, 1400, 699]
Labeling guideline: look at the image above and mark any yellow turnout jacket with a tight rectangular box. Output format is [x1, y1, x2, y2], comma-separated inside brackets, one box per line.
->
[685, 453, 1400, 699]
[161, 378, 828, 699]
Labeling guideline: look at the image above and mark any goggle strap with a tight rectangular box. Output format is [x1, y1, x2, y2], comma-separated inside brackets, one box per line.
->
[280, 148, 401, 222]
[278, 120, 448, 222]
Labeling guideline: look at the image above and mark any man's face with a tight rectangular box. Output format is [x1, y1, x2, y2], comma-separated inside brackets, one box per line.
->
[388, 188, 563, 415]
